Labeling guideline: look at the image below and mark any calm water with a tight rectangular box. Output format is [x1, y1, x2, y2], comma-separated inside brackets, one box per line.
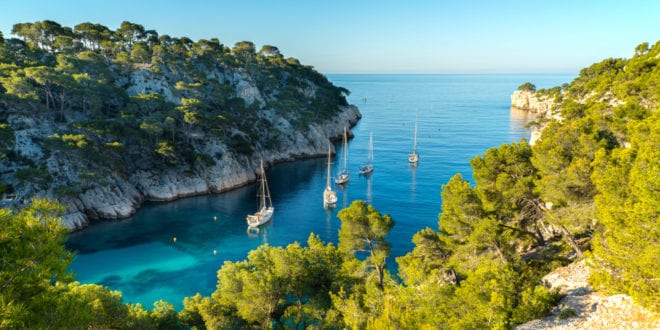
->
[67, 74, 574, 309]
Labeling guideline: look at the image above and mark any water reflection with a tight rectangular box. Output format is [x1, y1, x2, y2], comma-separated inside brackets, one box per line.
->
[409, 164, 417, 194]
[509, 107, 536, 139]
[366, 175, 373, 204]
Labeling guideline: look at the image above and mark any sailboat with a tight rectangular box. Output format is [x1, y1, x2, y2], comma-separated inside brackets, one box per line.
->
[335, 127, 350, 184]
[246, 160, 274, 227]
[323, 145, 338, 206]
[359, 132, 374, 175]
[408, 111, 419, 164]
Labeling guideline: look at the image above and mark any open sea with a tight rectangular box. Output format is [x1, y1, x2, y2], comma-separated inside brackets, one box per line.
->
[66, 74, 574, 309]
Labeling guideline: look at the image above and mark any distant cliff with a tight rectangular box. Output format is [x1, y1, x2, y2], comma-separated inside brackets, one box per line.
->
[510, 90, 559, 145]
[0, 20, 361, 229]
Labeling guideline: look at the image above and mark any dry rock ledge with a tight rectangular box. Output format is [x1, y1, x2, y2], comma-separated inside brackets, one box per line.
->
[515, 260, 659, 329]
[55, 105, 361, 230]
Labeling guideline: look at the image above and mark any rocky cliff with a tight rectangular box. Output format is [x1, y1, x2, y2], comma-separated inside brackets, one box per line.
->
[0, 34, 361, 230]
[510, 90, 559, 145]
[56, 104, 360, 229]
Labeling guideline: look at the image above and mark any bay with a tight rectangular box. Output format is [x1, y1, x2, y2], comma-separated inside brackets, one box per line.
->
[67, 74, 574, 309]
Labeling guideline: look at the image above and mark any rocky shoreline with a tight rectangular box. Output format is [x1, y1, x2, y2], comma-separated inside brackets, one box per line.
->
[510, 90, 558, 145]
[57, 104, 361, 230]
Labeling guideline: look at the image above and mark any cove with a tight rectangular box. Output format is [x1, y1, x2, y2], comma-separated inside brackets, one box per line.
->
[67, 74, 574, 309]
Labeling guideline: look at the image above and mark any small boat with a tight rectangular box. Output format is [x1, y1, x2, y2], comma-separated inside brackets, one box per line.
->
[359, 132, 374, 175]
[323, 145, 338, 207]
[335, 127, 350, 184]
[408, 111, 419, 164]
[246, 160, 274, 227]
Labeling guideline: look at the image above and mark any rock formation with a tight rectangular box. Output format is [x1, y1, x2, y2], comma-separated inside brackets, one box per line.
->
[514, 260, 659, 329]
[510, 90, 559, 145]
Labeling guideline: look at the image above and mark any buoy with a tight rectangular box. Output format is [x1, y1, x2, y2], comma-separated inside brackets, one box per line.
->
[213, 216, 217, 221]
[213, 249, 217, 255]
[173, 237, 177, 243]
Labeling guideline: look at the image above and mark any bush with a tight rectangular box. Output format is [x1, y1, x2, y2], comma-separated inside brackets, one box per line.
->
[518, 82, 536, 91]
[558, 308, 577, 320]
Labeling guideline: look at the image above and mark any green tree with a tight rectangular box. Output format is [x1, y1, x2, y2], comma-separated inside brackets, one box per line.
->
[518, 82, 536, 91]
[337, 200, 394, 289]
[211, 234, 344, 328]
[471, 141, 546, 247]
[74, 22, 112, 51]
[0, 198, 72, 328]
[590, 112, 660, 312]
[115, 21, 145, 49]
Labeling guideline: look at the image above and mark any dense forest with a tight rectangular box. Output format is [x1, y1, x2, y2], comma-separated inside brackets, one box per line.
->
[0, 20, 353, 226]
[1, 22, 658, 329]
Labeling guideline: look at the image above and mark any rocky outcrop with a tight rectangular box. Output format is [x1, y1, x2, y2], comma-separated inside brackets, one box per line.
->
[514, 260, 659, 330]
[511, 90, 560, 145]
[54, 104, 360, 229]
[2, 60, 361, 230]
[511, 90, 556, 114]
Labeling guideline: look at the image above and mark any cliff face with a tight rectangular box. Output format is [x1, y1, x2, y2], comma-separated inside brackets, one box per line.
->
[1, 57, 361, 230]
[56, 104, 360, 229]
[510, 90, 559, 145]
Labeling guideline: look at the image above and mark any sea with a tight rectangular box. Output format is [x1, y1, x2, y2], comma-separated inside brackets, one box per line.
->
[66, 74, 575, 309]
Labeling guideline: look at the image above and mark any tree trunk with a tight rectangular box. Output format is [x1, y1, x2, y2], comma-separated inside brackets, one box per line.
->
[533, 223, 546, 246]
[560, 225, 583, 258]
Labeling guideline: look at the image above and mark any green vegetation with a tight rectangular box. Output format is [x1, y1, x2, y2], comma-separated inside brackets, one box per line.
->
[0, 19, 349, 197]
[518, 82, 536, 91]
[558, 308, 577, 320]
[1, 30, 657, 328]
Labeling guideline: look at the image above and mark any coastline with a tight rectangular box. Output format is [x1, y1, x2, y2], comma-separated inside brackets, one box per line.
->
[60, 105, 361, 230]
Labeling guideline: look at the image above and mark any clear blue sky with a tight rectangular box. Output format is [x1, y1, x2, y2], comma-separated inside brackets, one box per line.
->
[2, 0, 658, 74]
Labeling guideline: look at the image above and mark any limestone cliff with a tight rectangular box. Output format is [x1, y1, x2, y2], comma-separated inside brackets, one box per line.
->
[0, 41, 361, 230]
[510, 90, 560, 145]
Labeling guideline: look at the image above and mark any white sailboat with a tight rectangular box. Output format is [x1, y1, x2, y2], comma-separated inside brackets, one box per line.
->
[323, 145, 338, 207]
[246, 160, 274, 227]
[408, 111, 419, 164]
[359, 132, 374, 175]
[335, 127, 350, 184]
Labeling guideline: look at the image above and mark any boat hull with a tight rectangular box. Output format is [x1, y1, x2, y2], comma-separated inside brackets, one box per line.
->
[246, 206, 274, 227]
[323, 187, 338, 206]
[359, 164, 373, 174]
[335, 171, 350, 184]
[408, 153, 419, 164]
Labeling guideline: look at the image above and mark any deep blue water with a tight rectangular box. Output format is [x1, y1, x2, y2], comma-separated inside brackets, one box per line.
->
[66, 74, 574, 309]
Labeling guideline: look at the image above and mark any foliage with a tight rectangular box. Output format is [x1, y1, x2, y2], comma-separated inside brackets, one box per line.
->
[0, 18, 350, 190]
[209, 234, 345, 328]
[337, 200, 394, 290]
[558, 308, 577, 320]
[518, 82, 536, 91]
[589, 111, 659, 312]
[1, 25, 657, 327]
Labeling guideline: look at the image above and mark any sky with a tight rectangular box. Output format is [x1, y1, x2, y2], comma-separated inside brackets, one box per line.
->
[1, 0, 659, 74]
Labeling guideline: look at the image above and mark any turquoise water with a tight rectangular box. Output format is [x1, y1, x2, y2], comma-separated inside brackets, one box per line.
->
[67, 74, 574, 309]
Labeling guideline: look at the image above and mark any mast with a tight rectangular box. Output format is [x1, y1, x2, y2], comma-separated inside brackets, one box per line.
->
[326, 145, 332, 188]
[413, 111, 418, 155]
[343, 127, 348, 172]
[258, 160, 271, 209]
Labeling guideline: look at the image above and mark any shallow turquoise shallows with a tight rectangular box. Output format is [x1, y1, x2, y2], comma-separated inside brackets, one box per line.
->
[67, 74, 574, 309]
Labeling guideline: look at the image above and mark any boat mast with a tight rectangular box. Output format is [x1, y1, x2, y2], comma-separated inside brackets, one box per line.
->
[326, 145, 332, 188]
[343, 127, 348, 172]
[259, 160, 271, 209]
[413, 111, 418, 155]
